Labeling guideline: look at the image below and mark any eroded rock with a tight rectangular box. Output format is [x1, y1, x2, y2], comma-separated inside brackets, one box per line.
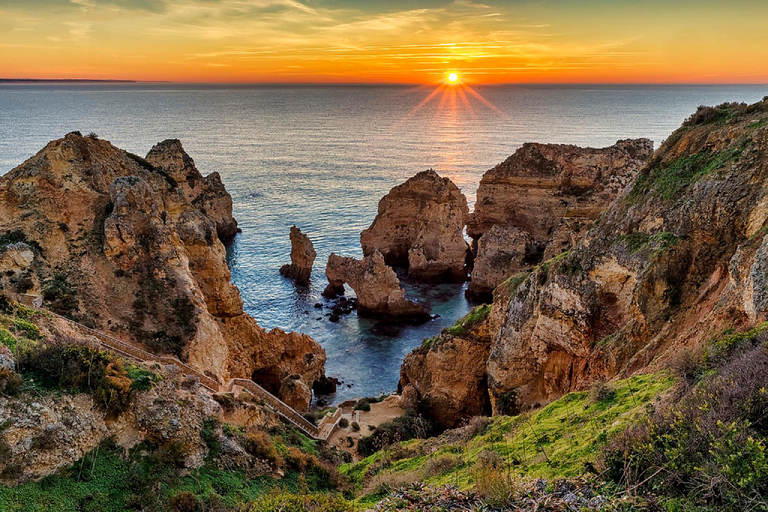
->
[324, 251, 429, 321]
[361, 170, 469, 281]
[466, 139, 653, 299]
[279, 226, 316, 285]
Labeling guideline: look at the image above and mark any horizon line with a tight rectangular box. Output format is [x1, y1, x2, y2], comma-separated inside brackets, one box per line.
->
[2, 78, 768, 87]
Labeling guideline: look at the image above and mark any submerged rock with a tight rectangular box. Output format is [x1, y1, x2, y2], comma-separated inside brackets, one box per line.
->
[324, 251, 430, 321]
[279, 225, 316, 285]
[361, 170, 470, 282]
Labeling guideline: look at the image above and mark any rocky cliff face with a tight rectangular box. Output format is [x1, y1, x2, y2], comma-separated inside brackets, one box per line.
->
[402, 100, 768, 424]
[324, 251, 430, 321]
[0, 133, 324, 410]
[279, 225, 316, 285]
[361, 170, 470, 282]
[466, 139, 653, 300]
[145, 139, 239, 241]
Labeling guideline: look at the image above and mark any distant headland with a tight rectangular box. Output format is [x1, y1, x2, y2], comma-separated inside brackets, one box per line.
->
[0, 78, 137, 83]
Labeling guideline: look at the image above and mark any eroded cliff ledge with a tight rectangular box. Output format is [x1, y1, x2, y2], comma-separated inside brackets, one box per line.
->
[466, 139, 653, 301]
[401, 100, 768, 426]
[0, 133, 324, 411]
[361, 169, 470, 282]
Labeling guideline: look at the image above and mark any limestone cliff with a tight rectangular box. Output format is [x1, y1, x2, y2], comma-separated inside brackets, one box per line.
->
[0, 133, 325, 410]
[466, 139, 653, 300]
[324, 251, 430, 321]
[361, 170, 470, 282]
[402, 100, 768, 424]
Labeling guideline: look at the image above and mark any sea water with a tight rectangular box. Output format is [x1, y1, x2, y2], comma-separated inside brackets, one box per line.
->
[1, 83, 765, 403]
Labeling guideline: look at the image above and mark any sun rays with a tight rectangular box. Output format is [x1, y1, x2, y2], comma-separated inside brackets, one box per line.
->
[398, 73, 506, 125]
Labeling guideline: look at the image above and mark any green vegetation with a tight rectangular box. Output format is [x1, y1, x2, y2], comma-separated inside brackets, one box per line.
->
[343, 372, 674, 506]
[444, 304, 491, 337]
[0, 438, 352, 512]
[602, 325, 768, 510]
[628, 142, 745, 203]
[495, 271, 531, 300]
[17, 339, 154, 414]
[617, 231, 680, 256]
[41, 273, 78, 316]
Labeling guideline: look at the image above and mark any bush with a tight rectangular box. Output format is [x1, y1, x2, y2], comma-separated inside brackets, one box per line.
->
[601, 340, 768, 509]
[338, 418, 349, 429]
[472, 466, 519, 508]
[357, 412, 437, 456]
[242, 431, 284, 469]
[423, 454, 462, 477]
[350, 422, 360, 432]
[18, 338, 134, 414]
[245, 491, 352, 512]
[41, 273, 78, 316]
[0, 368, 23, 396]
[589, 381, 616, 404]
[168, 491, 198, 512]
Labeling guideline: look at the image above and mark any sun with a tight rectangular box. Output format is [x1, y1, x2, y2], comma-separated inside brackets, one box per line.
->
[447, 72, 459, 84]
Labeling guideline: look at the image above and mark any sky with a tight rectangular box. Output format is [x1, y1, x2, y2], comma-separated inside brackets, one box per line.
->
[1, 0, 767, 84]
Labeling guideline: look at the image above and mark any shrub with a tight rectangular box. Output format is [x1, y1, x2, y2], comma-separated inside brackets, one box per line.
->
[86, 132, 99, 139]
[168, 491, 199, 512]
[245, 491, 352, 512]
[423, 454, 462, 477]
[354, 399, 371, 412]
[600, 341, 768, 509]
[41, 273, 78, 316]
[18, 338, 134, 414]
[589, 381, 616, 404]
[472, 466, 519, 508]
[242, 431, 284, 469]
[338, 418, 349, 429]
[0, 368, 23, 396]
[351, 421, 360, 432]
[357, 412, 437, 456]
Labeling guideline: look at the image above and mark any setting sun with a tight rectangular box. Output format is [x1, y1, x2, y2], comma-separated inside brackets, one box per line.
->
[447, 73, 459, 84]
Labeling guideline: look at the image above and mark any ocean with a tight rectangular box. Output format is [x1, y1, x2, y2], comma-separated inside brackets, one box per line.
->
[1, 83, 766, 403]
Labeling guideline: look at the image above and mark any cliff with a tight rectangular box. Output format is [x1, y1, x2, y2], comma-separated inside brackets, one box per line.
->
[466, 139, 653, 300]
[400, 99, 768, 424]
[360, 170, 470, 282]
[0, 133, 325, 410]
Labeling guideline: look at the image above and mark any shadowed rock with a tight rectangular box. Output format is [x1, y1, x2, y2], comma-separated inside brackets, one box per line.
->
[361, 169, 470, 282]
[324, 251, 430, 321]
[279, 225, 316, 285]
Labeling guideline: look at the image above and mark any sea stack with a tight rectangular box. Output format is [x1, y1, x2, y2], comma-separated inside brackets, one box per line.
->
[324, 251, 430, 321]
[279, 225, 316, 285]
[360, 169, 470, 282]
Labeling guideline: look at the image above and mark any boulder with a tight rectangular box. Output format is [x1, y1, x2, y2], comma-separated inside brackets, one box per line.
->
[324, 251, 430, 321]
[279, 375, 312, 413]
[279, 226, 316, 285]
[361, 170, 469, 281]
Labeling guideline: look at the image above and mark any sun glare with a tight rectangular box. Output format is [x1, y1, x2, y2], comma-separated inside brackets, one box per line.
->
[447, 72, 459, 83]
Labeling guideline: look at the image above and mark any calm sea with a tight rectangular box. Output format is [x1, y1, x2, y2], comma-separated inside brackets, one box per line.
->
[1, 83, 766, 403]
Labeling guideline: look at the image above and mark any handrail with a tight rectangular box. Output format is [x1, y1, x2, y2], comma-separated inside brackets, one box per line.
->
[34, 306, 331, 439]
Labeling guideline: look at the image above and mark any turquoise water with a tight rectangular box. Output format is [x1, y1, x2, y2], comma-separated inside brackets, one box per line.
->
[1, 83, 766, 403]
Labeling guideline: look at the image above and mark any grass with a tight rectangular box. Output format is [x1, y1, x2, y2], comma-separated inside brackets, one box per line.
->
[617, 231, 680, 256]
[628, 142, 745, 203]
[341, 372, 675, 504]
[444, 304, 491, 337]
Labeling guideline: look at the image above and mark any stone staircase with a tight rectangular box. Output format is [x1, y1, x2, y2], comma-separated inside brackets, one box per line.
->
[35, 308, 343, 441]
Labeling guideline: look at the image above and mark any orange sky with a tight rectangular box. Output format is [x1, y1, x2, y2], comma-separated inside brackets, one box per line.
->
[1, 0, 767, 84]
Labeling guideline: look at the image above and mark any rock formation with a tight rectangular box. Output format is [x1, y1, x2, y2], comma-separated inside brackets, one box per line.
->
[361, 170, 470, 281]
[401, 99, 768, 421]
[0, 133, 325, 411]
[324, 251, 430, 321]
[279, 226, 316, 285]
[145, 139, 239, 241]
[466, 139, 653, 300]
[399, 305, 494, 428]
